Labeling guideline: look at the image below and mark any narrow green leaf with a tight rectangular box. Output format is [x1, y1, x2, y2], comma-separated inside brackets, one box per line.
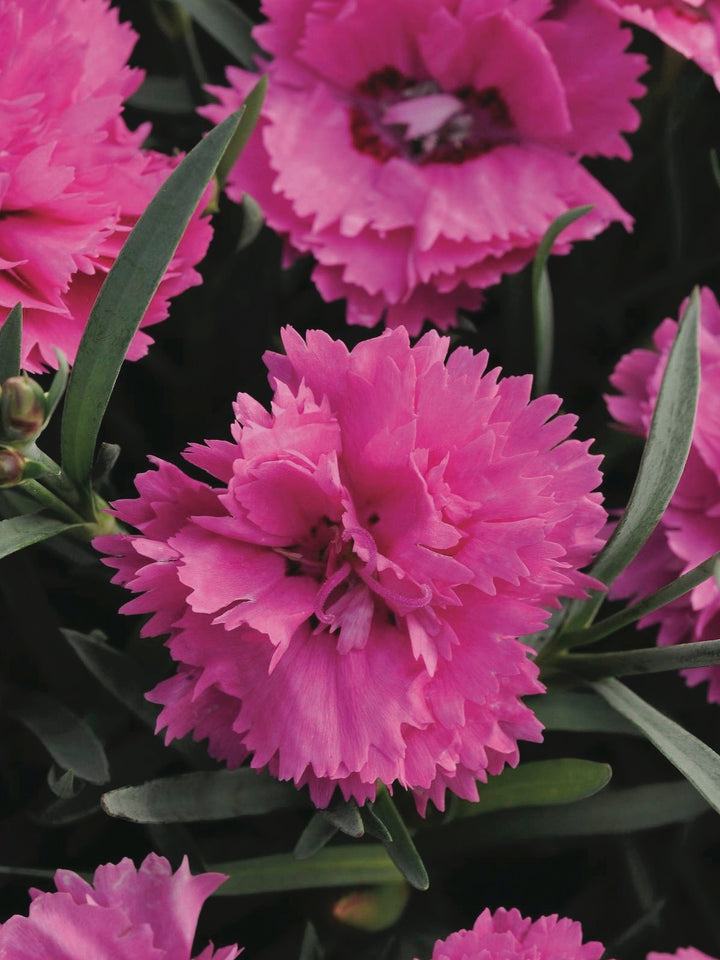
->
[594, 677, 720, 815]
[237, 194, 265, 250]
[564, 289, 701, 634]
[216, 76, 267, 190]
[361, 802, 393, 843]
[0, 512, 84, 560]
[322, 797, 364, 838]
[564, 637, 720, 680]
[298, 923, 324, 960]
[294, 813, 339, 860]
[527, 690, 639, 736]
[62, 629, 159, 728]
[61, 108, 245, 501]
[44, 350, 69, 424]
[101, 768, 308, 822]
[373, 787, 429, 891]
[173, 0, 260, 68]
[129, 75, 196, 114]
[452, 759, 611, 818]
[562, 549, 720, 648]
[0, 303, 22, 381]
[211, 845, 401, 896]
[6, 688, 109, 784]
[531, 206, 592, 395]
[711, 148, 720, 191]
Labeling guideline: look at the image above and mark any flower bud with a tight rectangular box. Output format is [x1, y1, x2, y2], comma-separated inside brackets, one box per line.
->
[0, 375, 47, 442]
[332, 883, 409, 932]
[0, 447, 26, 486]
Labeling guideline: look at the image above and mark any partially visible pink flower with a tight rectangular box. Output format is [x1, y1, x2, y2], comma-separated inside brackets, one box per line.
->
[649, 949, 719, 960]
[201, 0, 645, 335]
[0, 853, 239, 960]
[0, 0, 213, 372]
[602, 1, 720, 89]
[418, 907, 607, 960]
[96, 326, 606, 813]
[607, 286, 720, 702]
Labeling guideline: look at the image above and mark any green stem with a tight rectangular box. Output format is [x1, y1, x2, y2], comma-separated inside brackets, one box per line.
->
[557, 637, 720, 680]
[21, 480, 86, 526]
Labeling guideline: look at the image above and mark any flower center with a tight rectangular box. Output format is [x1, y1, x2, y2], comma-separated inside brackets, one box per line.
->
[349, 67, 516, 165]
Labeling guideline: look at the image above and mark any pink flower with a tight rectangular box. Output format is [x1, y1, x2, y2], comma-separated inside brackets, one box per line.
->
[601, 1, 720, 89]
[649, 950, 719, 960]
[96, 326, 606, 813]
[0, 853, 239, 960]
[201, 0, 645, 335]
[417, 907, 607, 960]
[0, 0, 213, 372]
[607, 287, 720, 702]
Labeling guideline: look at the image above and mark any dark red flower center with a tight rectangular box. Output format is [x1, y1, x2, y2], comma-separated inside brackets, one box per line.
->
[349, 67, 516, 165]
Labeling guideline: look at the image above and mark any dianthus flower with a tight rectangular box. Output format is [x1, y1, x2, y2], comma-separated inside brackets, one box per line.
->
[201, 0, 645, 335]
[601, 1, 720, 89]
[0, 853, 239, 960]
[649, 950, 719, 960]
[418, 907, 607, 960]
[0, 0, 213, 371]
[96, 326, 606, 813]
[607, 286, 720, 702]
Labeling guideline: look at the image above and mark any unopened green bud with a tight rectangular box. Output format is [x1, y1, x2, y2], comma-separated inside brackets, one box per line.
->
[0, 375, 47, 442]
[332, 883, 409, 932]
[0, 447, 26, 486]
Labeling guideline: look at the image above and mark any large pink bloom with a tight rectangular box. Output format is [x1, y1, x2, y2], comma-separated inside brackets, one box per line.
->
[201, 0, 645, 335]
[602, 1, 720, 89]
[0, 0, 213, 371]
[649, 950, 719, 960]
[607, 287, 720, 702]
[418, 907, 607, 960]
[0, 853, 239, 960]
[96, 326, 606, 813]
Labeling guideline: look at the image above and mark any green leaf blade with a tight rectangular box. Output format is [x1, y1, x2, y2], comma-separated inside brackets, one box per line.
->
[172, 0, 260, 68]
[0, 512, 84, 560]
[565, 637, 720, 680]
[0, 303, 22, 381]
[60, 108, 245, 499]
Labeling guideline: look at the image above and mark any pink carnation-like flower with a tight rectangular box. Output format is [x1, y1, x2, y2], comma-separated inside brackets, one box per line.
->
[649, 950, 719, 960]
[607, 286, 720, 702]
[602, 1, 720, 89]
[418, 907, 607, 960]
[0, 0, 213, 372]
[0, 853, 239, 960]
[201, 0, 645, 335]
[96, 326, 606, 813]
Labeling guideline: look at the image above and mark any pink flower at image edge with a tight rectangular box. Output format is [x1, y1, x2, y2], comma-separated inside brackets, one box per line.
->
[0, 853, 239, 960]
[0, 0, 213, 372]
[96, 326, 606, 813]
[608, 286, 720, 702]
[201, 0, 646, 334]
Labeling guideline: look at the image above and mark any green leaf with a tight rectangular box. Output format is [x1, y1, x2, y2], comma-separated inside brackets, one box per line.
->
[60, 108, 245, 504]
[593, 677, 720, 815]
[562, 549, 720, 648]
[216, 76, 267, 190]
[531, 206, 592, 395]
[44, 350, 69, 424]
[0, 303, 22, 381]
[62, 629, 160, 728]
[372, 786, 429, 891]
[452, 759, 611, 818]
[563, 288, 701, 634]
[564, 637, 720, 680]
[101, 768, 308, 822]
[237, 194, 264, 250]
[527, 690, 639, 736]
[294, 813, 339, 860]
[0, 512, 84, 560]
[6, 688, 109, 784]
[129, 75, 196, 114]
[298, 923, 324, 960]
[211, 845, 402, 896]
[360, 802, 393, 843]
[172, 0, 260, 68]
[322, 796, 364, 838]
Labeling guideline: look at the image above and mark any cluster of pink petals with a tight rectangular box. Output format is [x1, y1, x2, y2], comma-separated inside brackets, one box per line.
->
[96, 326, 606, 813]
[0, 0, 213, 372]
[419, 907, 607, 960]
[0, 853, 239, 960]
[649, 950, 719, 960]
[602, 1, 720, 89]
[201, 0, 645, 335]
[608, 286, 720, 702]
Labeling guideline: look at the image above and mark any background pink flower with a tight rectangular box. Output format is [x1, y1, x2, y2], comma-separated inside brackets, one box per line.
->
[0, 853, 239, 960]
[649, 949, 719, 960]
[607, 287, 720, 702]
[96, 326, 606, 813]
[418, 907, 607, 960]
[602, 1, 720, 89]
[201, 0, 645, 335]
[0, 0, 213, 372]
